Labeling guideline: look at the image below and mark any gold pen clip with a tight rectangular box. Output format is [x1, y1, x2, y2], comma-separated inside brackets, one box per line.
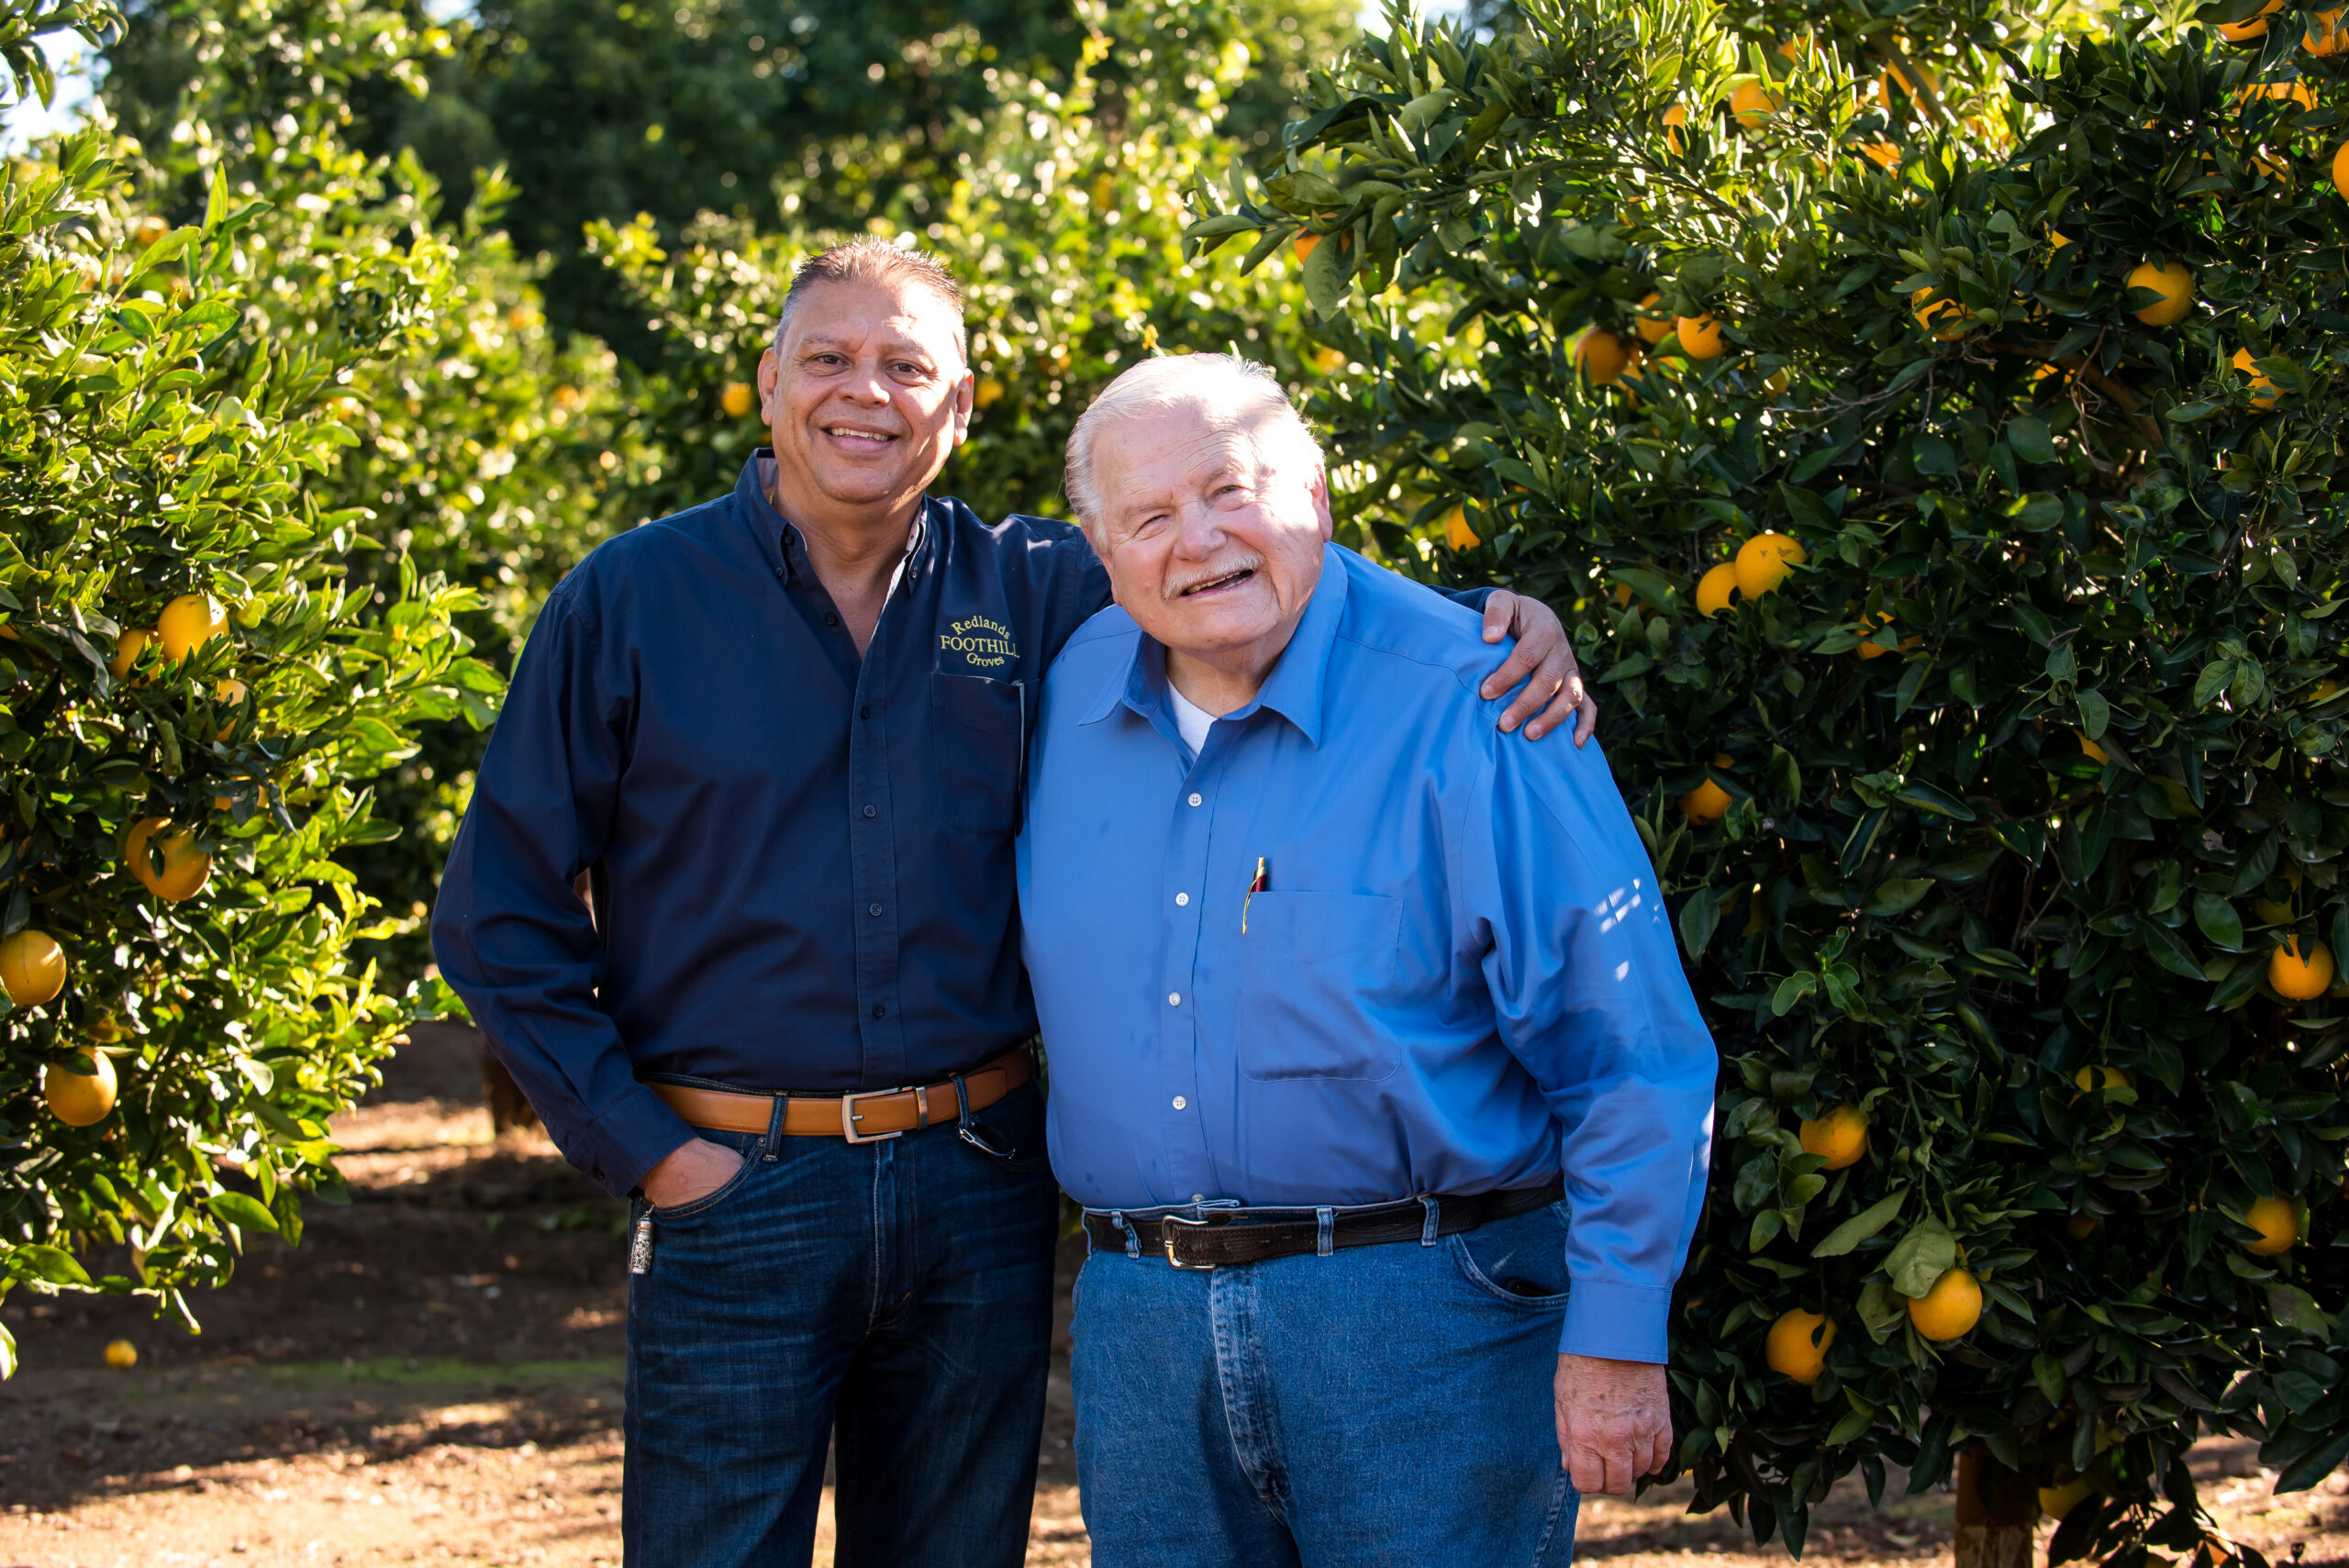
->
[1242, 856, 1268, 934]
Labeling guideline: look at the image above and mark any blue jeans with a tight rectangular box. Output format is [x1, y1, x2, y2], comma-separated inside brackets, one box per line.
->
[1071, 1200, 1580, 1568]
[622, 1081, 1059, 1567]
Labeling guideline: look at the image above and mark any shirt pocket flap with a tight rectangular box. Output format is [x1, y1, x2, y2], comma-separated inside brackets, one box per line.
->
[1245, 891, 1401, 966]
[932, 672, 1023, 736]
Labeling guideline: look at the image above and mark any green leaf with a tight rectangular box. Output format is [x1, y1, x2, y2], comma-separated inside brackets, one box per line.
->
[1864, 878, 1932, 917]
[1680, 888, 1720, 960]
[2193, 893, 2245, 952]
[1885, 1217, 1958, 1298]
[1894, 781, 1976, 821]
[2007, 414, 2057, 463]
[1813, 1188, 1908, 1257]
[206, 1191, 282, 1235]
[2138, 918, 2205, 981]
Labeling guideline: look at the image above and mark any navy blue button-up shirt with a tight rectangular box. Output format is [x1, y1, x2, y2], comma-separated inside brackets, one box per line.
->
[1018, 544, 1716, 1362]
[431, 454, 1111, 1196]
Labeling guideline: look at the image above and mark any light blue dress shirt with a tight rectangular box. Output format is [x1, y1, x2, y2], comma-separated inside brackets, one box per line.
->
[1017, 544, 1718, 1363]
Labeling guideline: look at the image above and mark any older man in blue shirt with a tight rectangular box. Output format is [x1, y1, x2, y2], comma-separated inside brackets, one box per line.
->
[1019, 355, 1717, 1567]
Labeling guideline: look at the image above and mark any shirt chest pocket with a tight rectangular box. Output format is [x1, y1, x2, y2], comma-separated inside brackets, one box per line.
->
[930, 673, 1024, 834]
[1236, 891, 1403, 1083]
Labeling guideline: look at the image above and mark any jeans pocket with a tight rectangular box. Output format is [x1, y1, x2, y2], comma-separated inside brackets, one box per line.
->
[1448, 1205, 1572, 1308]
[645, 1147, 761, 1223]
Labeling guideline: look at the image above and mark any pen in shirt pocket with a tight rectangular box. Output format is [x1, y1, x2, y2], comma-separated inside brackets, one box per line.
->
[1241, 856, 1268, 934]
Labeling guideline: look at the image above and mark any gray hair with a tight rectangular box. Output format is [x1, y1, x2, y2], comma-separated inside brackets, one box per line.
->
[773, 237, 968, 363]
[1063, 353, 1325, 539]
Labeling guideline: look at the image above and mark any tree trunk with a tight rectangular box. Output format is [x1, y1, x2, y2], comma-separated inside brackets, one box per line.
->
[1954, 1448, 2041, 1568]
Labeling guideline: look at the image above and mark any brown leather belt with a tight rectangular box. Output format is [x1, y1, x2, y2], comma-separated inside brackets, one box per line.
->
[646, 1047, 1034, 1143]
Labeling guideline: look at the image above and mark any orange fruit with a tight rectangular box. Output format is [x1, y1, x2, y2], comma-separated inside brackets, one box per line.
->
[2306, 8, 2349, 54]
[1632, 293, 1673, 346]
[975, 376, 1007, 409]
[2072, 1065, 2129, 1095]
[2232, 347, 2278, 407]
[1860, 140, 1900, 170]
[2332, 139, 2349, 192]
[2243, 1195, 2299, 1255]
[1680, 756, 1734, 824]
[1735, 532, 1806, 597]
[2125, 261, 2195, 327]
[719, 381, 755, 418]
[1854, 612, 1896, 660]
[1675, 314, 1726, 360]
[2065, 1213, 2099, 1240]
[158, 594, 228, 664]
[2040, 1479, 2095, 1518]
[2253, 896, 2295, 925]
[1443, 506, 1479, 552]
[2221, 0, 2283, 39]
[2235, 80, 2317, 112]
[2079, 732, 2110, 764]
[1731, 80, 1781, 129]
[2270, 938, 2334, 1000]
[1575, 330, 1636, 386]
[1662, 105, 1688, 155]
[1765, 1308, 1834, 1385]
[104, 1339, 138, 1370]
[1798, 1106, 1868, 1170]
[110, 628, 152, 681]
[0, 929, 65, 1006]
[1695, 563, 1740, 617]
[1877, 61, 1939, 110]
[126, 817, 211, 902]
[1294, 232, 1320, 263]
[1912, 287, 1965, 340]
[1907, 1267, 1984, 1341]
[44, 1052, 117, 1127]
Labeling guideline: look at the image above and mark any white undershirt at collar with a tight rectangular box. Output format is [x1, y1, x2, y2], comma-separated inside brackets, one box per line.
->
[1167, 683, 1216, 756]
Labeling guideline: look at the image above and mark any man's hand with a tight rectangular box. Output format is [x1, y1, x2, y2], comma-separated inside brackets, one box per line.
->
[1554, 1353, 1672, 1496]
[1479, 590, 1598, 746]
[640, 1138, 746, 1210]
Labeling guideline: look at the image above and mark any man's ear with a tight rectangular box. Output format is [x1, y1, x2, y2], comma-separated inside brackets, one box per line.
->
[951, 367, 974, 448]
[756, 347, 781, 425]
[1308, 464, 1336, 543]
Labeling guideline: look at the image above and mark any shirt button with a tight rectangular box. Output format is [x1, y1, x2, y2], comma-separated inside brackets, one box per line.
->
[872, 1004, 886, 1019]
[773, 567, 786, 581]
[1187, 793, 1202, 807]
[868, 903, 883, 917]
[863, 805, 877, 817]
[860, 706, 870, 718]
[1168, 992, 1181, 1006]
[825, 611, 840, 627]
[1172, 1096, 1187, 1110]
[1191, 1194, 1205, 1203]
[1174, 892, 1189, 906]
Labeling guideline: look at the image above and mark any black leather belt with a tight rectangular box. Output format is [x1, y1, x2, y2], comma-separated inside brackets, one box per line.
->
[1083, 1176, 1564, 1270]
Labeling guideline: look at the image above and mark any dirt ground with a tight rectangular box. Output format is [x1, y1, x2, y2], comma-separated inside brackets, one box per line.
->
[2, 1027, 2343, 1568]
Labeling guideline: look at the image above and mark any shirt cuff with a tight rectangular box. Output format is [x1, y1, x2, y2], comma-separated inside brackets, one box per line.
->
[1559, 1279, 1675, 1363]
[576, 1084, 700, 1199]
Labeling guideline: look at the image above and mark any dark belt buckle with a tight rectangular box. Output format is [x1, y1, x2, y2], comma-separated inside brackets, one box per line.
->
[1160, 1212, 1218, 1270]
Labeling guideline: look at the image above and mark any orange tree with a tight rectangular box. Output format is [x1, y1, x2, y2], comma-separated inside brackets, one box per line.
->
[0, 0, 497, 1365]
[1197, 0, 2349, 1561]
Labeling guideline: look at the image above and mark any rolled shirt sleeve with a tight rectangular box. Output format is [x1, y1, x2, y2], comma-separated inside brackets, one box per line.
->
[1466, 732, 1718, 1362]
[429, 585, 697, 1197]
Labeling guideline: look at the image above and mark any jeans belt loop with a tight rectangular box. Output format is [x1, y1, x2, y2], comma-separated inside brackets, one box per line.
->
[760, 1091, 785, 1162]
[1316, 1206, 1334, 1257]
[1112, 1210, 1139, 1261]
[1419, 1195, 1441, 1247]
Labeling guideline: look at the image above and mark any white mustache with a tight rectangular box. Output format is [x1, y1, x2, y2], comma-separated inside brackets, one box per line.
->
[1164, 553, 1264, 600]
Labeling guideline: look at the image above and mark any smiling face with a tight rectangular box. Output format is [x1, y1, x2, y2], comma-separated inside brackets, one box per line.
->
[756, 276, 973, 534]
[1087, 398, 1332, 696]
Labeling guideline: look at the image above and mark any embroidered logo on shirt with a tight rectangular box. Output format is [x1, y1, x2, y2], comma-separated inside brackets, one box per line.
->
[941, 615, 1019, 670]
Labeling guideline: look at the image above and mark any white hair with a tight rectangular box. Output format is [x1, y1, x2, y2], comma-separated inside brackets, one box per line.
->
[1063, 353, 1325, 539]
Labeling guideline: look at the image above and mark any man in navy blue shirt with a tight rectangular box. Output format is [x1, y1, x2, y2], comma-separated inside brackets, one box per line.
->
[431, 239, 1594, 1568]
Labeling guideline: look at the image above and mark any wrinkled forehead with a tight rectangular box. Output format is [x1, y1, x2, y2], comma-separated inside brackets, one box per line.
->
[1094, 400, 1293, 495]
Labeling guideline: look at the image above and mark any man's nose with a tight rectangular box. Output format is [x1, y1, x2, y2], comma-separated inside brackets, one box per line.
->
[840, 357, 894, 405]
[1172, 503, 1229, 555]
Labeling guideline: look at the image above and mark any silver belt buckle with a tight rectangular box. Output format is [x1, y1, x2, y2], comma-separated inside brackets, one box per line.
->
[1160, 1211, 1217, 1270]
[841, 1088, 904, 1143]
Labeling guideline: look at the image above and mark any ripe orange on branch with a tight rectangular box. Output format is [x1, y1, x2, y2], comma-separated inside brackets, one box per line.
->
[1632, 293, 1672, 346]
[1734, 532, 1805, 597]
[718, 381, 755, 418]
[2270, 938, 2334, 999]
[2124, 261, 2196, 327]
[1765, 1309, 1834, 1385]
[125, 817, 211, 902]
[1674, 313, 1727, 360]
[2232, 347, 2278, 406]
[1574, 329, 1636, 386]
[1798, 1105, 1868, 1169]
[44, 1052, 117, 1127]
[1695, 563, 1740, 617]
[1730, 80, 1780, 129]
[1680, 756, 1734, 824]
[0, 929, 65, 1006]
[2220, 0, 2283, 40]
[2242, 1195, 2299, 1255]
[1907, 1267, 1984, 1341]
[158, 594, 228, 664]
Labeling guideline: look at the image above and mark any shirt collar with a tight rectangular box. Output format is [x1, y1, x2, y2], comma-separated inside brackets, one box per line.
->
[1082, 542, 1350, 751]
[736, 451, 930, 590]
